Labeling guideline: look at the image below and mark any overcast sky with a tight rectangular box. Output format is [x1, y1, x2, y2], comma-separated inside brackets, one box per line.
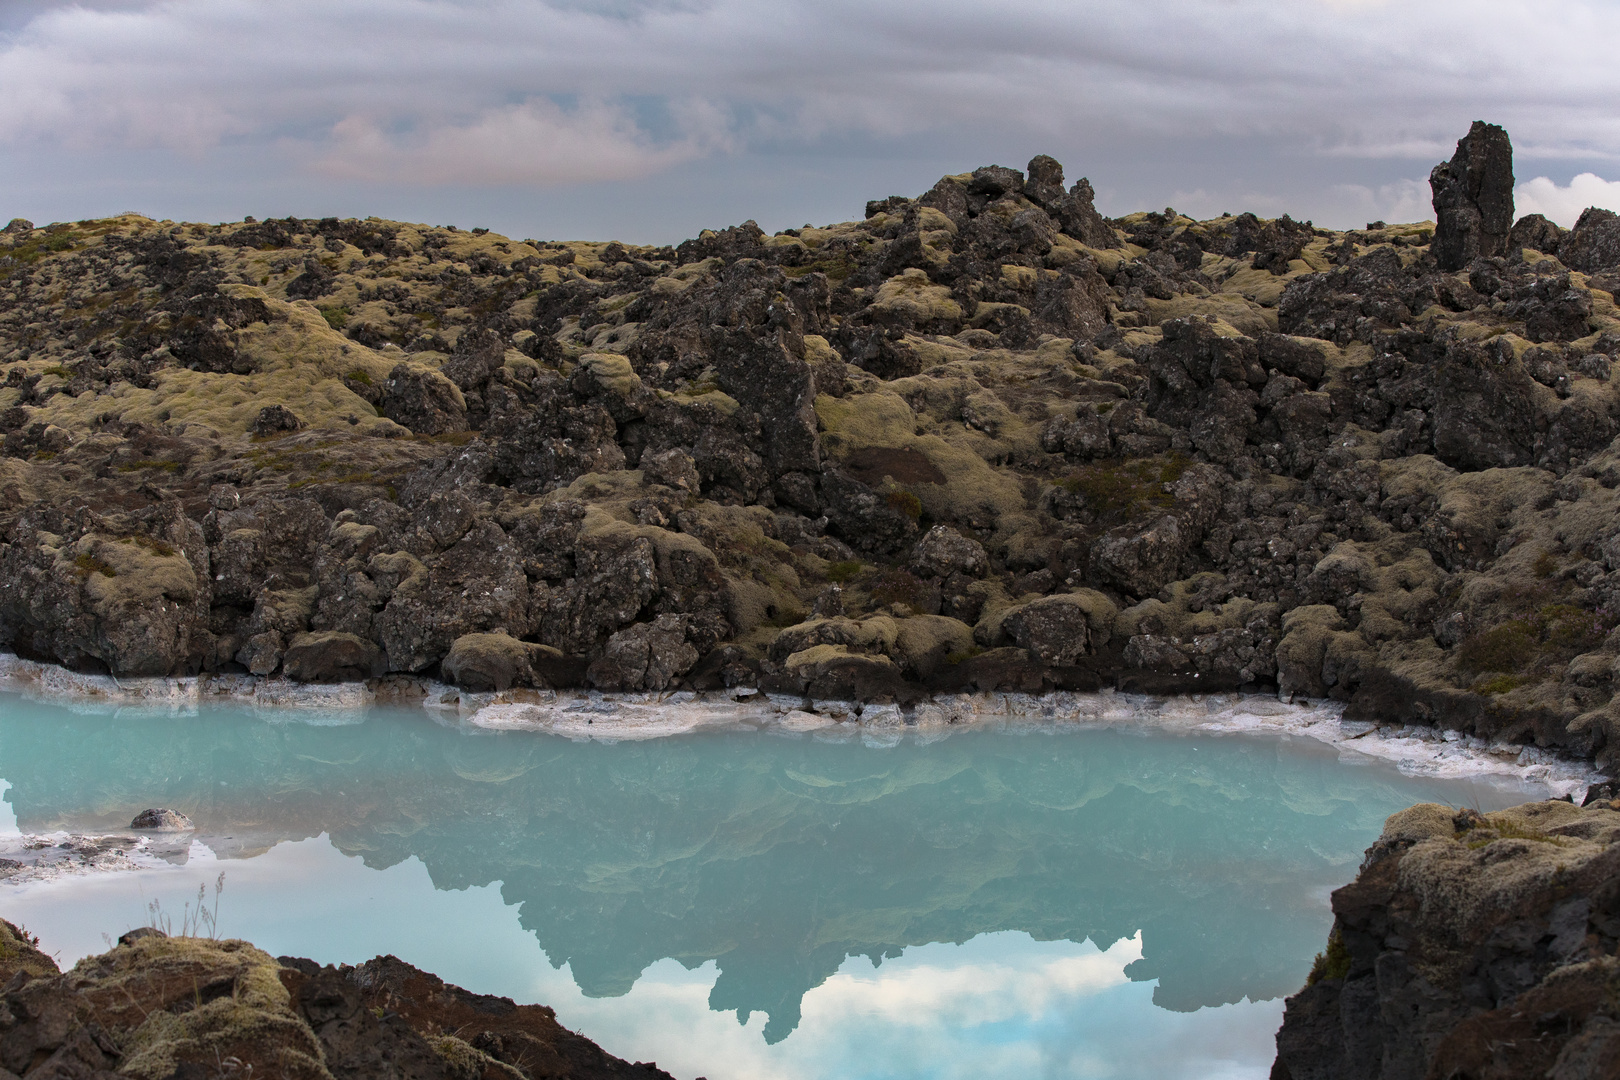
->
[2, 0, 1618, 244]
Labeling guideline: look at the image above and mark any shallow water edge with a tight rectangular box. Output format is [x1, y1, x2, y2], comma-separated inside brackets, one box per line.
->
[1, 650, 1605, 799]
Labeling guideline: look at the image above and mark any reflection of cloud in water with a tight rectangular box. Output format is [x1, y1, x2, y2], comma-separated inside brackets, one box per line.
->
[566, 935, 1284, 1080]
[810, 932, 1140, 1027]
[0, 694, 1552, 1062]
[1, 839, 1279, 1080]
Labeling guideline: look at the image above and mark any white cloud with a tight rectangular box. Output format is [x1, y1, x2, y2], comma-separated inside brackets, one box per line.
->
[803, 931, 1141, 1027]
[1327, 178, 1435, 226]
[2, 0, 1620, 193]
[1515, 173, 1620, 228]
[314, 99, 731, 186]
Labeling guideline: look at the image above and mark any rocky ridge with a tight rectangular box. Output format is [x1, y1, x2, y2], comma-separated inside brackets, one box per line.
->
[1273, 791, 1620, 1079]
[0, 920, 673, 1080]
[6, 124, 1620, 761]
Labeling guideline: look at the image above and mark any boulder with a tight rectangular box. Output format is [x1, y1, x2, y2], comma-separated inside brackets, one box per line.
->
[0, 930, 672, 1080]
[1275, 605, 1344, 699]
[0, 919, 58, 984]
[373, 520, 531, 673]
[586, 614, 699, 691]
[779, 644, 905, 701]
[1431, 337, 1542, 471]
[1508, 212, 1566, 254]
[1430, 121, 1515, 271]
[1273, 799, 1620, 1080]
[281, 630, 385, 682]
[641, 447, 700, 492]
[251, 404, 304, 436]
[130, 808, 194, 830]
[1089, 515, 1188, 597]
[381, 363, 468, 435]
[1559, 206, 1620, 274]
[0, 507, 212, 677]
[530, 534, 660, 656]
[441, 631, 555, 691]
[819, 470, 920, 555]
[1000, 594, 1099, 665]
[910, 525, 989, 579]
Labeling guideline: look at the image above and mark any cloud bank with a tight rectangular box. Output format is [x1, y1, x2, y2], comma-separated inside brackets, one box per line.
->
[1516, 174, 1620, 228]
[1, 0, 1618, 235]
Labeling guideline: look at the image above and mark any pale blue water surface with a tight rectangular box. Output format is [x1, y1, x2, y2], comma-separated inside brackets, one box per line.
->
[0, 693, 1550, 1080]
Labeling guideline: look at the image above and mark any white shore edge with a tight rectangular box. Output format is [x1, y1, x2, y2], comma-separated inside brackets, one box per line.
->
[1, 650, 1606, 800]
[0, 650, 1607, 886]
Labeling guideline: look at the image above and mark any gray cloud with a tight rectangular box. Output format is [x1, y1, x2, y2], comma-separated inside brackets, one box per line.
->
[1, 0, 1617, 238]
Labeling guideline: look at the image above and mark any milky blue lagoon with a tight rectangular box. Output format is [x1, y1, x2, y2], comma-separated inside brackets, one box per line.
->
[0, 692, 1554, 1080]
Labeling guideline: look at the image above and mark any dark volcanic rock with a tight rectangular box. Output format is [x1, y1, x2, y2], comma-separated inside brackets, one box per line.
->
[1273, 799, 1620, 1080]
[0, 923, 673, 1080]
[5, 121, 1620, 761]
[1560, 206, 1620, 274]
[382, 363, 468, 435]
[1430, 336, 1543, 470]
[130, 808, 193, 830]
[1429, 120, 1515, 271]
[1509, 212, 1566, 255]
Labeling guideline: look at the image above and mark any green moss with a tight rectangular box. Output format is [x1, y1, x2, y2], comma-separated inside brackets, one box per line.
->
[318, 305, 350, 330]
[946, 645, 983, 666]
[41, 365, 71, 379]
[1473, 673, 1530, 696]
[1458, 621, 1537, 673]
[1058, 454, 1191, 524]
[826, 560, 864, 583]
[1458, 604, 1606, 678]
[345, 367, 374, 386]
[885, 489, 923, 521]
[1463, 816, 1569, 849]
[784, 256, 857, 283]
[867, 567, 928, 609]
[74, 552, 117, 578]
[1305, 927, 1350, 986]
[126, 534, 178, 558]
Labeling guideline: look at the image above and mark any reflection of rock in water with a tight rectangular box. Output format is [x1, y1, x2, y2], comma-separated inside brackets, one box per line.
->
[0, 698, 1511, 1040]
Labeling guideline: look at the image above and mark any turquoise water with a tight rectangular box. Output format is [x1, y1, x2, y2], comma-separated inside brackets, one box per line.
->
[0, 694, 1546, 1080]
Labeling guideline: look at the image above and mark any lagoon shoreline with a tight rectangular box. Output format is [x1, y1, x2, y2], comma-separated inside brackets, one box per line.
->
[2, 650, 1603, 800]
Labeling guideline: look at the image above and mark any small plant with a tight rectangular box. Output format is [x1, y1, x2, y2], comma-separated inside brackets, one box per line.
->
[868, 567, 927, 609]
[147, 872, 226, 939]
[1058, 454, 1191, 524]
[41, 364, 71, 379]
[1473, 673, 1529, 696]
[127, 534, 178, 557]
[885, 489, 923, 521]
[1458, 605, 1606, 678]
[1533, 550, 1559, 578]
[345, 367, 374, 386]
[73, 551, 117, 578]
[319, 306, 350, 331]
[826, 560, 863, 584]
[1305, 927, 1350, 986]
[1464, 817, 1568, 850]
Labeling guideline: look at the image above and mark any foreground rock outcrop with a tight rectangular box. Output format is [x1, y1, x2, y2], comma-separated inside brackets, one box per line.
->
[1273, 796, 1620, 1079]
[0, 921, 673, 1079]
[5, 123, 1620, 761]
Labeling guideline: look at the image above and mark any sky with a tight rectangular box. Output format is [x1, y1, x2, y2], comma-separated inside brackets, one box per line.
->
[2, 0, 1619, 244]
